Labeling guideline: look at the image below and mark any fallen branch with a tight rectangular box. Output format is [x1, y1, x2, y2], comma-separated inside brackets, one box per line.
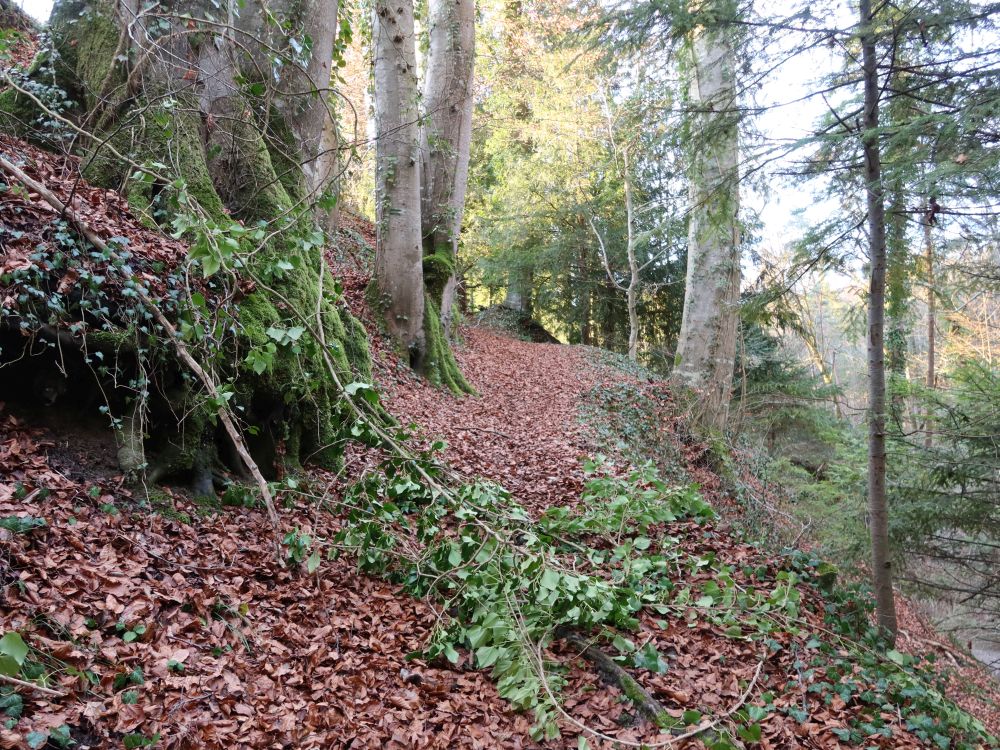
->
[564, 631, 672, 728]
[0, 151, 283, 554]
[0, 673, 66, 698]
[543, 635, 766, 748]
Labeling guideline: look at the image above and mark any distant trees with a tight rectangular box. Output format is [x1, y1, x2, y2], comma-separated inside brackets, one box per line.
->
[466, 1, 687, 359]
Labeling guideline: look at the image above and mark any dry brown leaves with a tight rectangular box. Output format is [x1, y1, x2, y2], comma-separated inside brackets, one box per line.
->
[1, 407, 535, 749]
[0, 134, 190, 310]
[1, 163, 996, 747]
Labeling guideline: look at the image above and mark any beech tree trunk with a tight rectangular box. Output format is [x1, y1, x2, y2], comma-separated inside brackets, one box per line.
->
[373, 0, 426, 364]
[421, 0, 476, 335]
[672, 7, 741, 431]
[859, 0, 899, 645]
[13, 0, 374, 476]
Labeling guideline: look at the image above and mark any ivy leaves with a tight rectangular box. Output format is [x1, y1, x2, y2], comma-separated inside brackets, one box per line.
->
[334, 456, 717, 738]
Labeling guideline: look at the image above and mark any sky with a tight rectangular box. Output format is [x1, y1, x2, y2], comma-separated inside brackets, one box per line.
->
[14, 0, 50, 21]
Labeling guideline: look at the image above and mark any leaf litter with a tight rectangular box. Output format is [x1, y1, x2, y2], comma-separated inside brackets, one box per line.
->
[0, 134, 997, 749]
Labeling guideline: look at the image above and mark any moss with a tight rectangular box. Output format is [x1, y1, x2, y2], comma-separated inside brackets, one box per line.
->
[211, 118, 295, 224]
[422, 250, 455, 300]
[263, 109, 309, 205]
[343, 311, 374, 384]
[141, 485, 192, 525]
[422, 296, 475, 396]
[0, 87, 39, 137]
[73, 7, 120, 110]
[9, 0, 377, 479]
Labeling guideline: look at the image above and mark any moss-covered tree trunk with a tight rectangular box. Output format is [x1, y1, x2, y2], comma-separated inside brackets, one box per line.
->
[372, 0, 472, 394]
[3, 0, 372, 479]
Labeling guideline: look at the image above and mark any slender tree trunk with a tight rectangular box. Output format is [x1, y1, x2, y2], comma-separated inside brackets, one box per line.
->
[373, 0, 426, 364]
[885, 182, 910, 431]
[673, 4, 741, 431]
[859, 0, 898, 645]
[924, 213, 936, 449]
[578, 244, 593, 345]
[624, 163, 640, 362]
[800, 325, 844, 419]
[421, 0, 475, 335]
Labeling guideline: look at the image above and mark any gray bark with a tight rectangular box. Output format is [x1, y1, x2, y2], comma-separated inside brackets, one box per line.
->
[672, 12, 741, 432]
[237, 0, 341, 191]
[924, 211, 936, 449]
[373, 0, 426, 362]
[502, 268, 532, 314]
[421, 0, 476, 334]
[859, 0, 899, 644]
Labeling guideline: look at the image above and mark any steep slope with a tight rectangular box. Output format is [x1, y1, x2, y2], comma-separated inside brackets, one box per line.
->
[1, 142, 998, 749]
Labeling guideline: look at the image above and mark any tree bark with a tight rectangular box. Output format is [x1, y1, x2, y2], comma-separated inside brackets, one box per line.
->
[237, 0, 341, 205]
[672, 4, 741, 431]
[624, 161, 640, 362]
[859, 0, 898, 644]
[373, 0, 426, 364]
[503, 267, 532, 314]
[421, 0, 476, 335]
[924, 211, 936, 449]
[21, 0, 374, 474]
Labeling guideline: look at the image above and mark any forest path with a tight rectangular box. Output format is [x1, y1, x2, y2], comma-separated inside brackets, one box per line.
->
[379, 326, 605, 513]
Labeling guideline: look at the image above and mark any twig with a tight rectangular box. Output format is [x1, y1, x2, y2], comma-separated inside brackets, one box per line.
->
[0, 151, 283, 557]
[537, 637, 766, 748]
[0, 673, 65, 698]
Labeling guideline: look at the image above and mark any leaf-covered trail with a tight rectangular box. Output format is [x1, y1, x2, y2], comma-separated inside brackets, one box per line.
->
[3, 318, 1000, 749]
[382, 326, 603, 513]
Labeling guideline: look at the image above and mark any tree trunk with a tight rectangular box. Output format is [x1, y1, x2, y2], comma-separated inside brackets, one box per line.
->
[238, 0, 342, 226]
[924, 211, 936, 449]
[373, 0, 426, 365]
[886, 182, 910, 432]
[672, 7, 741, 432]
[624, 162, 640, 362]
[421, 0, 475, 336]
[859, 0, 899, 645]
[503, 268, 532, 314]
[15, 0, 374, 476]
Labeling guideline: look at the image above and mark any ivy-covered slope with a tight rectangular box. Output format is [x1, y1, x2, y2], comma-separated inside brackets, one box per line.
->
[3, 277, 1000, 750]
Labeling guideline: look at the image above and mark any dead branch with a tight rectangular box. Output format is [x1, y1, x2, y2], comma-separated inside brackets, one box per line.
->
[0, 673, 66, 698]
[563, 631, 672, 727]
